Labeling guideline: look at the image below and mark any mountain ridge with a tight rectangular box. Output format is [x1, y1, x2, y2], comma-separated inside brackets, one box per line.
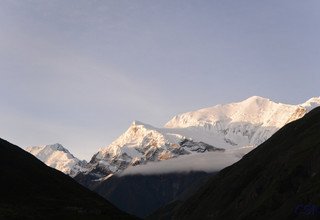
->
[27, 96, 320, 179]
[164, 106, 320, 220]
[80, 96, 319, 180]
[26, 143, 88, 177]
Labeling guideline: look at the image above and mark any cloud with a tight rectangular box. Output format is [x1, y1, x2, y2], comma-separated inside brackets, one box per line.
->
[120, 147, 253, 175]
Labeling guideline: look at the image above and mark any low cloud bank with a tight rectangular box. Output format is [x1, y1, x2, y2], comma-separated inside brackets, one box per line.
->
[120, 147, 253, 176]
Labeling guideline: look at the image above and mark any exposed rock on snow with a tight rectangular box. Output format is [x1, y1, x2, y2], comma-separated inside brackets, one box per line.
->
[83, 96, 320, 179]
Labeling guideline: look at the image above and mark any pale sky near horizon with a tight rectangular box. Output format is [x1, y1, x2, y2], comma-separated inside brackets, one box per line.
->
[0, 0, 319, 160]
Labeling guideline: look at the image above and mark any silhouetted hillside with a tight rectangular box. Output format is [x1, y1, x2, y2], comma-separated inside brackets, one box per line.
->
[0, 138, 137, 220]
[157, 107, 320, 220]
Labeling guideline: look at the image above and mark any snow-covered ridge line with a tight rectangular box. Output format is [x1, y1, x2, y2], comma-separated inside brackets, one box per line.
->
[84, 96, 320, 180]
[165, 96, 319, 128]
[26, 143, 88, 177]
[89, 121, 222, 175]
[26, 96, 320, 179]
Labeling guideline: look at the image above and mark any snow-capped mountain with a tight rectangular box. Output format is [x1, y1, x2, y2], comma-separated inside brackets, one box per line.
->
[89, 121, 223, 176]
[164, 96, 313, 147]
[26, 143, 88, 177]
[78, 96, 320, 182]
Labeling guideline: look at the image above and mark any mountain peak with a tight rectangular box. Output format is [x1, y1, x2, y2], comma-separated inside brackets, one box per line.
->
[26, 143, 88, 177]
[46, 143, 69, 153]
[301, 96, 320, 112]
[238, 96, 277, 110]
[130, 120, 158, 131]
[244, 95, 269, 101]
[165, 96, 295, 129]
[132, 120, 148, 126]
[241, 96, 271, 104]
[26, 143, 71, 157]
[303, 96, 320, 104]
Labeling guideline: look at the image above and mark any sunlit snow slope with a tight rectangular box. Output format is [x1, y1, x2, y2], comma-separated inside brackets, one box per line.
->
[26, 143, 88, 177]
[85, 96, 320, 177]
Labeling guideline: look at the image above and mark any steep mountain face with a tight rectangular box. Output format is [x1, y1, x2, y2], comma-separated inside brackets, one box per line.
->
[0, 138, 136, 220]
[164, 107, 320, 220]
[26, 143, 88, 177]
[91, 120, 224, 168]
[78, 122, 223, 184]
[90, 121, 187, 175]
[77, 96, 320, 184]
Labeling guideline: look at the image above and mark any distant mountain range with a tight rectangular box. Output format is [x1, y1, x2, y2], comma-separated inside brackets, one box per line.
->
[24, 96, 320, 218]
[89, 96, 318, 178]
[26, 96, 320, 179]
[15, 96, 320, 219]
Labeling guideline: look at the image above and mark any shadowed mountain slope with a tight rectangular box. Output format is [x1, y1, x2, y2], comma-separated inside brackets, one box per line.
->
[93, 171, 213, 218]
[0, 138, 137, 220]
[161, 107, 320, 220]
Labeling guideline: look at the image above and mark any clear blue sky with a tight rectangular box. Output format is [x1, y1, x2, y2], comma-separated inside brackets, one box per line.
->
[0, 0, 319, 160]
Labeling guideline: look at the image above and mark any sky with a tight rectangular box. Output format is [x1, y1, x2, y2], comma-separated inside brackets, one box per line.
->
[0, 0, 319, 160]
